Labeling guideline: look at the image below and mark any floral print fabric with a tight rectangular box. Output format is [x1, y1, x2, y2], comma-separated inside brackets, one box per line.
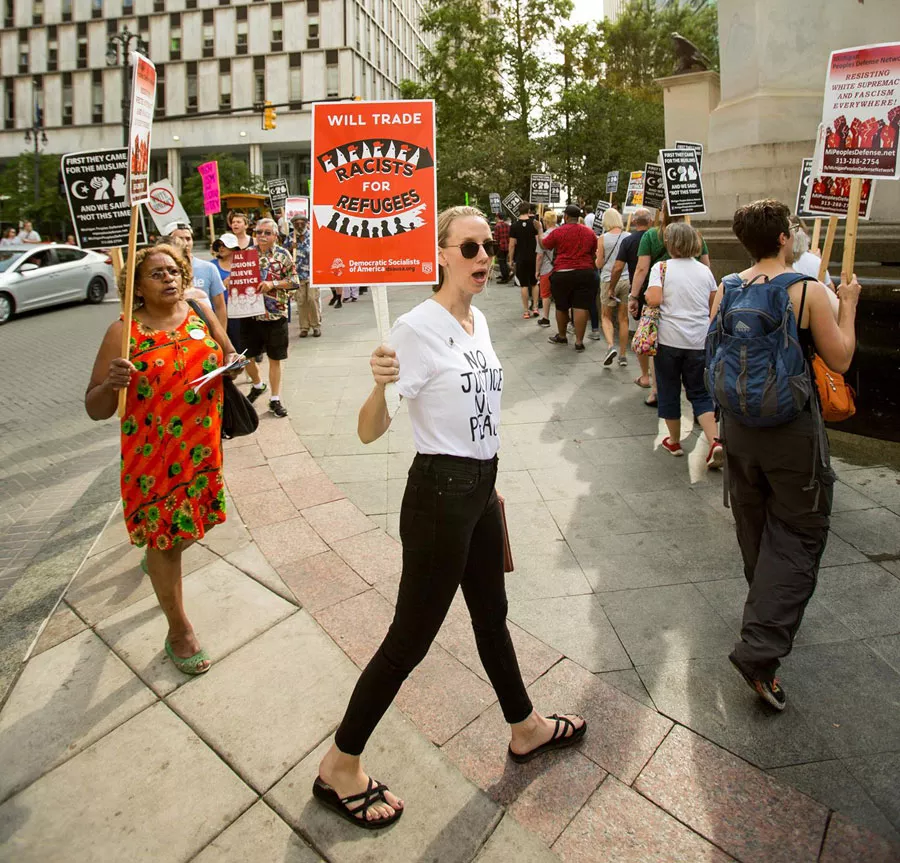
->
[120, 309, 226, 549]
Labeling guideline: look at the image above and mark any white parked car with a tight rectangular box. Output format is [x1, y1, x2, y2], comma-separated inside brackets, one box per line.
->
[0, 244, 115, 324]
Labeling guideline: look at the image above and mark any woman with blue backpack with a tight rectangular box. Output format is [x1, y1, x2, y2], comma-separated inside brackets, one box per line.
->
[706, 199, 861, 711]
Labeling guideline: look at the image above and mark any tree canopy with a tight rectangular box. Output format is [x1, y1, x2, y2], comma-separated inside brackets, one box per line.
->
[401, 0, 719, 210]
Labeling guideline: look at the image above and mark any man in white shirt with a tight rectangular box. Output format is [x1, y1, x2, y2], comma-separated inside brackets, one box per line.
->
[16, 221, 42, 244]
[163, 222, 228, 327]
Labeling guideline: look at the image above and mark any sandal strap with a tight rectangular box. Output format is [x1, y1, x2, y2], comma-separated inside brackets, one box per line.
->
[340, 777, 389, 816]
[548, 713, 579, 741]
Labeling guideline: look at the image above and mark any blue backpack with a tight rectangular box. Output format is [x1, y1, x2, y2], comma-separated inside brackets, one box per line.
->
[705, 272, 812, 427]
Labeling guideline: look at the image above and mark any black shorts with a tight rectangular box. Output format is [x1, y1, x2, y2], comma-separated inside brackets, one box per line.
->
[240, 316, 289, 361]
[551, 269, 596, 312]
[514, 258, 538, 289]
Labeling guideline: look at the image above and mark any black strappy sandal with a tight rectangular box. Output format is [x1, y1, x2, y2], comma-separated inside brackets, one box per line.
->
[507, 713, 587, 764]
[312, 776, 404, 830]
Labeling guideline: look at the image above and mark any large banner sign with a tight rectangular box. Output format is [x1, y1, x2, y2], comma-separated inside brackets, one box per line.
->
[310, 99, 438, 287]
[62, 148, 147, 248]
[660, 148, 706, 216]
[226, 248, 266, 318]
[126, 53, 156, 205]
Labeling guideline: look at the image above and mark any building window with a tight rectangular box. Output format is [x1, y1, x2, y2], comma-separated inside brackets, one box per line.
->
[153, 0, 164, 12]
[18, 44, 29, 75]
[237, 21, 248, 55]
[219, 59, 231, 111]
[155, 63, 166, 119]
[326, 50, 339, 98]
[289, 53, 302, 107]
[92, 0, 102, 20]
[186, 62, 198, 113]
[62, 73, 73, 125]
[170, 14, 182, 61]
[78, 37, 88, 69]
[92, 70, 103, 124]
[236, 5, 247, 20]
[3, 0, 12, 28]
[271, 17, 283, 51]
[186, 0, 197, 8]
[4, 81, 14, 130]
[202, 24, 214, 58]
[33, 75, 44, 120]
[122, 0, 133, 14]
[308, 0, 319, 12]
[33, 0, 43, 25]
[307, 15, 320, 50]
[253, 56, 265, 103]
[62, 0, 72, 23]
[47, 27, 58, 71]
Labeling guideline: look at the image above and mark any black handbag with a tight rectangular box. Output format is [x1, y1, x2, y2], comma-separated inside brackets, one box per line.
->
[187, 300, 259, 439]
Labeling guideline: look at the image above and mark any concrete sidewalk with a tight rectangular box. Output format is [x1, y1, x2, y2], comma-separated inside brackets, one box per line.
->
[1, 282, 898, 862]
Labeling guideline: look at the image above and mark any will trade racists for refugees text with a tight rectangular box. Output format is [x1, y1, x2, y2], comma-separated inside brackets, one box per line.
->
[310, 100, 438, 288]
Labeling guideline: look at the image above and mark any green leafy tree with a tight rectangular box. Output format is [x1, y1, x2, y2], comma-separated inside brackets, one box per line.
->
[0, 152, 72, 239]
[180, 153, 266, 220]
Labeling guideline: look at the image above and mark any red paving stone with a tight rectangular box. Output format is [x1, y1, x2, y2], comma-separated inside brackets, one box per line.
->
[635, 725, 828, 863]
[281, 474, 346, 510]
[231, 487, 298, 530]
[332, 528, 402, 585]
[526, 659, 672, 784]
[300, 498, 377, 544]
[250, 516, 329, 569]
[553, 776, 736, 863]
[278, 551, 370, 614]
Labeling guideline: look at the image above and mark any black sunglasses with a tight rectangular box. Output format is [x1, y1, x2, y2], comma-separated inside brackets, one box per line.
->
[443, 240, 498, 259]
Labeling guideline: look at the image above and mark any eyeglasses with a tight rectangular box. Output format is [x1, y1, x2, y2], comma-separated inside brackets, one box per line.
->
[443, 240, 498, 258]
[146, 266, 181, 281]
[253, 229, 274, 235]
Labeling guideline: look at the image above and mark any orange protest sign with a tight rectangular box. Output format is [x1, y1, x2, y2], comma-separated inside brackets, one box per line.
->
[310, 99, 438, 287]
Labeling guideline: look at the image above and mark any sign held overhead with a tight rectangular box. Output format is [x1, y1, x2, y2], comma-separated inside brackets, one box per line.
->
[659, 148, 706, 216]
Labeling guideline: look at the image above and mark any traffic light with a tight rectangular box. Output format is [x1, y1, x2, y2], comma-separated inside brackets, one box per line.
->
[263, 101, 277, 130]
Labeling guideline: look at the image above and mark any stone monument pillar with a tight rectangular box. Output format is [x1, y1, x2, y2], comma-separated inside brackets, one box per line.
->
[656, 70, 720, 153]
[702, 0, 899, 222]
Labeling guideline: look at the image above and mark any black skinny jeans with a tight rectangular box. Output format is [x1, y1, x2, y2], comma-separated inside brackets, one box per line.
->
[334, 453, 533, 756]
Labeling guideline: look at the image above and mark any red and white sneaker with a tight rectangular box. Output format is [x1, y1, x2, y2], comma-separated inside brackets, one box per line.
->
[661, 436, 683, 457]
[706, 439, 724, 469]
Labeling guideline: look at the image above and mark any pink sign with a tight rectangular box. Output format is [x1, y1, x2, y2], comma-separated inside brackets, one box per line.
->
[226, 248, 265, 319]
[198, 161, 221, 215]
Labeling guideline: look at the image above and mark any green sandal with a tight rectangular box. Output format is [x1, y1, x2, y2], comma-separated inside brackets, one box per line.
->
[140, 552, 149, 575]
[165, 639, 211, 675]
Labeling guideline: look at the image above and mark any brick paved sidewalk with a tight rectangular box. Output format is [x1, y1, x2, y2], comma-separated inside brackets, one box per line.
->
[0, 283, 897, 861]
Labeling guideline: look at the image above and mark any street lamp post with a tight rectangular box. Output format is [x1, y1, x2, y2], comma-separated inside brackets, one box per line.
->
[106, 28, 149, 148]
[24, 106, 48, 206]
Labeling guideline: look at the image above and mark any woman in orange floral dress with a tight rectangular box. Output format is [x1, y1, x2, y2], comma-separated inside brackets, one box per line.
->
[86, 244, 241, 675]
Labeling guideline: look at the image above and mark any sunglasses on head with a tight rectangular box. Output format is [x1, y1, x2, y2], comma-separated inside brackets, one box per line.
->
[443, 240, 498, 259]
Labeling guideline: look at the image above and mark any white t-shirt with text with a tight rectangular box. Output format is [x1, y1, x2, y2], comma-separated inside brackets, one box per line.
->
[390, 299, 502, 460]
[649, 258, 717, 350]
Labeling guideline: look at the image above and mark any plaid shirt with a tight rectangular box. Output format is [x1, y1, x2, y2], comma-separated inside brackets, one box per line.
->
[256, 244, 299, 321]
[493, 219, 510, 252]
[293, 231, 310, 281]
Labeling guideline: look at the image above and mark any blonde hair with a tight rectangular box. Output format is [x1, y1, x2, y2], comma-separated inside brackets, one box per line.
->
[543, 210, 558, 228]
[436, 205, 489, 291]
[664, 222, 702, 259]
[119, 243, 192, 310]
[602, 208, 623, 231]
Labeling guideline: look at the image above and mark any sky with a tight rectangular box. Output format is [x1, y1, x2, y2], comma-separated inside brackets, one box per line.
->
[569, 0, 603, 26]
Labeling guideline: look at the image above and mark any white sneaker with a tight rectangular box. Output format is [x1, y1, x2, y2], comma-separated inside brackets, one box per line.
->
[589, 329, 602, 341]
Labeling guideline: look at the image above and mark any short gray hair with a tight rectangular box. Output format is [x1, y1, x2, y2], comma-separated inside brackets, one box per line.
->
[255, 217, 277, 232]
[792, 227, 810, 258]
[632, 207, 653, 227]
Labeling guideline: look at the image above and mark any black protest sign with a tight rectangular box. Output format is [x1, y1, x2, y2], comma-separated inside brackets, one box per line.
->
[660, 148, 706, 216]
[503, 190, 523, 216]
[642, 162, 665, 210]
[795, 158, 814, 218]
[267, 178, 289, 211]
[530, 173, 551, 204]
[606, 171, 619, 194]
[593, 200, 610, 236]
[489, 192, 502, 214]
[550, 181, 562, 203]
[61, 148, 147, 248]
[675, 141, 703, 171]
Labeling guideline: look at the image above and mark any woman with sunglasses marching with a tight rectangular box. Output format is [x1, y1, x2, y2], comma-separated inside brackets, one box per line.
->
[313, 206, 587, 829]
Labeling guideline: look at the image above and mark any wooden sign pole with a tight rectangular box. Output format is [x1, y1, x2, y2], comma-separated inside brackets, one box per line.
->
[625, 213, 632, 232]
[110, 247, 124, 283]
[207, 214, 216, 246]
[684, 214, 692, 225]
[117, 206, 141, 418]
[818, 215, 838, 283]
[810, 217, 822, 254]
[840, 178, 863, 283]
